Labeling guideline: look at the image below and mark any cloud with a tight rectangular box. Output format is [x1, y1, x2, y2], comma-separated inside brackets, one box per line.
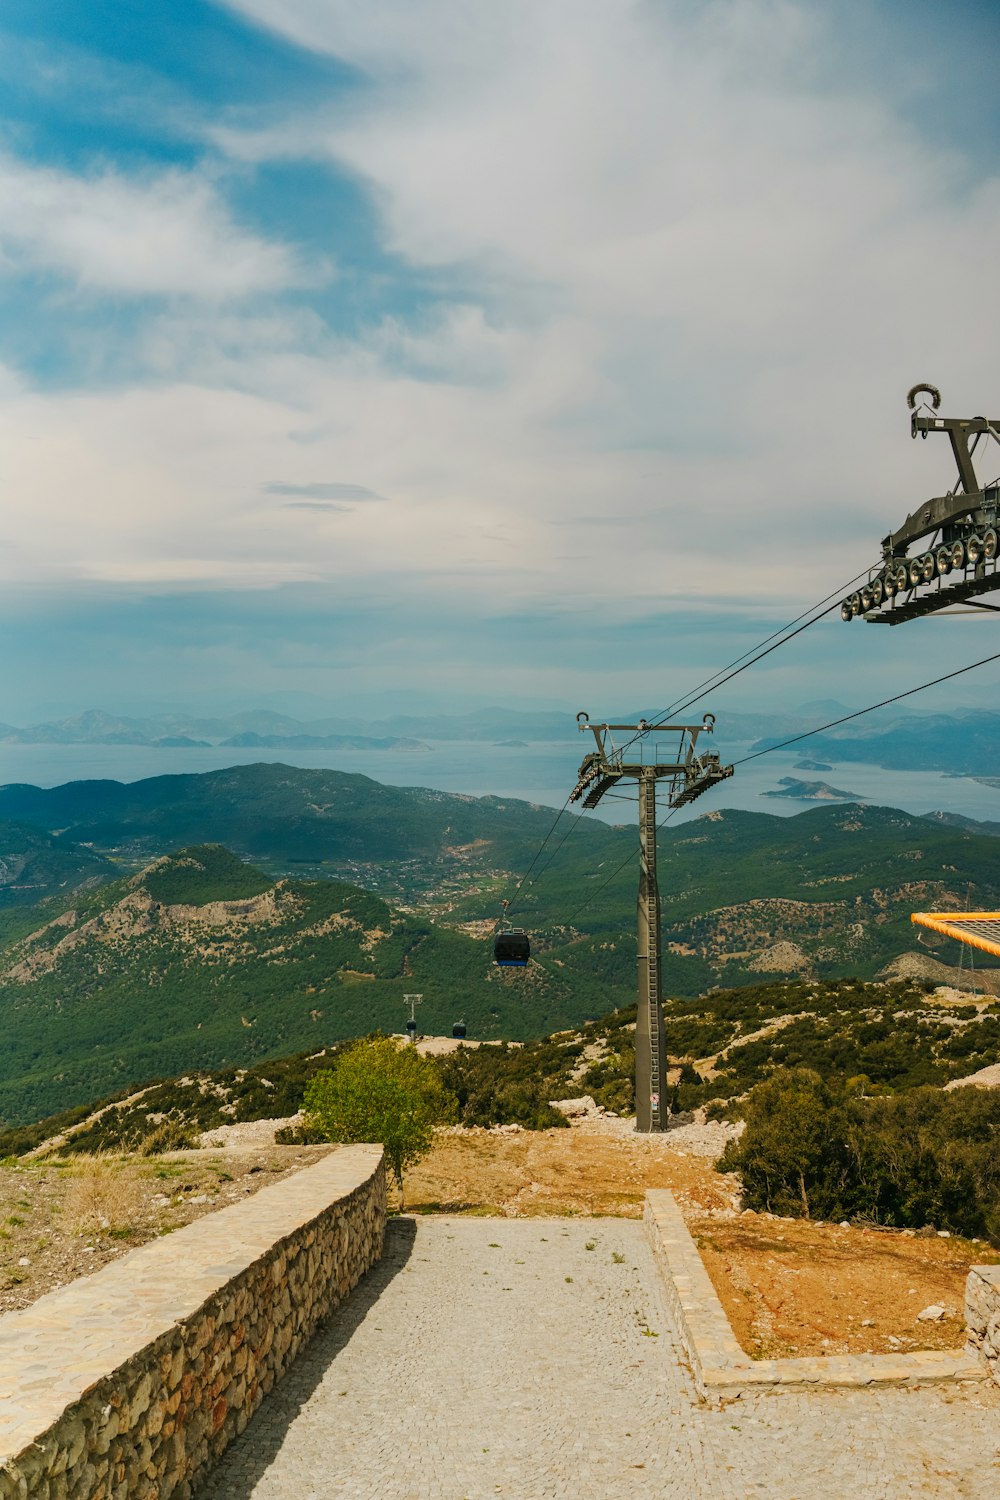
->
[283, 501, 352, 512]
[264, 481, 387, 500]
[5, 0, 1000, 715]
[0, 154, 321, 299]
[204, 1, 1000, 581]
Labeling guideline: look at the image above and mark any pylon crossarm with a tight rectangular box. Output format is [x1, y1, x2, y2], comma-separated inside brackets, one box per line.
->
[670, 755, 735, 809]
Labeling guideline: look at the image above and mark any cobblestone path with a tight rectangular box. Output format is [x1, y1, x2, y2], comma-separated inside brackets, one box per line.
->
[197, 1218, 1000, 1500]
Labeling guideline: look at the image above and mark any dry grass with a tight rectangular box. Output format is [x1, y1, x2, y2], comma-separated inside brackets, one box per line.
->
[63, 1155, 147, 1238]
[0, 1143, 333, 1313]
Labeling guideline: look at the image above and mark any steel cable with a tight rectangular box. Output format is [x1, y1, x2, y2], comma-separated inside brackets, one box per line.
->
[732, 648, 1000, 766]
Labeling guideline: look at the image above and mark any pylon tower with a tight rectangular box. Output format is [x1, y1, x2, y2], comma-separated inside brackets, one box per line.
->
[570, 715, 733, 1132]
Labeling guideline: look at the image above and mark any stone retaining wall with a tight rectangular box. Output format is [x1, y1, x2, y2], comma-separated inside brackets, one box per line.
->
[965, 1264, 1000, 1386]
[0, 1144, 385, 1499]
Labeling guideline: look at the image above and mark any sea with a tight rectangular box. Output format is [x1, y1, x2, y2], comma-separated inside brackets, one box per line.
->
[0, 739, 997, 830]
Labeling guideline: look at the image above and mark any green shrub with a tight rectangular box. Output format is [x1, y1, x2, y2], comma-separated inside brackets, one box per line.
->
[138, 1117, 200, 1155]
[722, 1067, 1000, 1241]
[718, 1069, 856, 1220]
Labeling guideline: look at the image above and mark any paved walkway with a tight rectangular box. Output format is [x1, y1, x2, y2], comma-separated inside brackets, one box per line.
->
[197, 1218, 1000, 1500]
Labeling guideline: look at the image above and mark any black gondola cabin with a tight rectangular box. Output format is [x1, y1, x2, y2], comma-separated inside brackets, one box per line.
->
[493, 930, 530, 967]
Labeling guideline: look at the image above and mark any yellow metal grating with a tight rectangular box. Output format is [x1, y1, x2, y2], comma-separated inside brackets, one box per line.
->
[911, 911, 1000, 960]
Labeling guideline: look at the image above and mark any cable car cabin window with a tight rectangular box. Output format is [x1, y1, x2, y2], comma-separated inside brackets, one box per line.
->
[494, 931, 530, 967]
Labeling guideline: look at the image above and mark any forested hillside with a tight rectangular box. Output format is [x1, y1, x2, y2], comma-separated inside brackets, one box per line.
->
[0, 845, 626, 1126]
[3, 766, 1000, 1125]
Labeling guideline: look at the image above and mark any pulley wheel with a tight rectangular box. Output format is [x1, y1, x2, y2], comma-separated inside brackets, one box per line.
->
[936, 546, 952, 576]
[984, 528, 998, 561]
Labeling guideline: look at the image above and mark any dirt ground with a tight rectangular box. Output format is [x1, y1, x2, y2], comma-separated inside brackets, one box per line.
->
[402, 1125, 736, 1218]
[692, 1213, 999, 1360]
[0, 1144, 333, 1315]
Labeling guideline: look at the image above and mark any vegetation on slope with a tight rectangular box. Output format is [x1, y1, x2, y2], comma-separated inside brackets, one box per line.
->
[0, 763, 624, 885]
[0, 845, 631, 1127]
[722, 1068, 1000, 1241]
[0, 820, 112, 910]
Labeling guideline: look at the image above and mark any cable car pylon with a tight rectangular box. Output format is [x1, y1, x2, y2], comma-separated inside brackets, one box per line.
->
[570, 713, 734, 1133]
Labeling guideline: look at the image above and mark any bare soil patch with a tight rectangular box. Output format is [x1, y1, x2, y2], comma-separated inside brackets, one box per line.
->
[0, 1143, 333, 1314]
[403, 1124, 737, 1218]
[691, 1213, 1000, 1361]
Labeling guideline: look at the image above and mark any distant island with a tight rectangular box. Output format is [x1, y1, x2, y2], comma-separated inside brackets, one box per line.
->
[764, 776, 864, 802]
[793, 759, 833, 772]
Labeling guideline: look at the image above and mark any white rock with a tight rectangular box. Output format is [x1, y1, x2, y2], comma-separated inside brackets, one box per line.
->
[916, 1304, 947, 1322]
[839, 1221, 850, 1229]
[17, 1257, 29, 1266]
[861, 1319, 875, 1327]
[938, 1230, 951, 1238]
[549, 1095, 600, 1118]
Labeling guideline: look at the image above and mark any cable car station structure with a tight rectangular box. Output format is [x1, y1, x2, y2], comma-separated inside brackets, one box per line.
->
[570, 714, 733, 1132]
[911, 911, 1000, 962]
[841, 385, 1000, 625]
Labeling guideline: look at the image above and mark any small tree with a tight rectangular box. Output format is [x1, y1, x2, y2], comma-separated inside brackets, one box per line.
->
[303, 1035, 456, 1205]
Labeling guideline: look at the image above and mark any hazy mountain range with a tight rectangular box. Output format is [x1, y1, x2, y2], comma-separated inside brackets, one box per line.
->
[0, 702, 976, 762]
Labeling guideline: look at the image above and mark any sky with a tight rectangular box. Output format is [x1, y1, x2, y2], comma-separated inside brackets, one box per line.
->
[2, 0, 1000, 725]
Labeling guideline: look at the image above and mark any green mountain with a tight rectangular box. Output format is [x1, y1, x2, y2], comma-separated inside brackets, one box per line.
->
[0, 820, 110, 906]
[0, 845, 622, 1127]
[495, 801, 1000, 993]
[3, 767, 1000, 1129]
[0, 763, 626, 899]
[11, 972, 1000, 1164]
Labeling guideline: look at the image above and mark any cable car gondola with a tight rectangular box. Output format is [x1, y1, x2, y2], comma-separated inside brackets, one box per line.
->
[452, 1020, 467, 1039]
[492, 899, 531, 967]
[493, 929, 530, 967]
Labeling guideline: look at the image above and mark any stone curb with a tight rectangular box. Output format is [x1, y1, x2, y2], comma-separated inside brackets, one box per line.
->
[644, 1190, 988, 1401]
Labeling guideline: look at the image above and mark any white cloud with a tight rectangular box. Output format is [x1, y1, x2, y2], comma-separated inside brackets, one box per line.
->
[0, 155, 320, 298]
[212, 1, 1000, 462]
[7, 0, 1000, 643]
